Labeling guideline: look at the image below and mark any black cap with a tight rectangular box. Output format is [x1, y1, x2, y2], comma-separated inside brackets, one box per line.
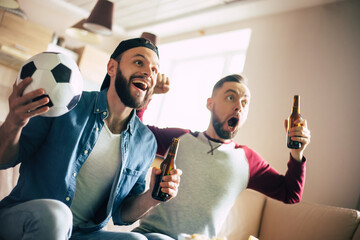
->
[100, 37, 159, 90]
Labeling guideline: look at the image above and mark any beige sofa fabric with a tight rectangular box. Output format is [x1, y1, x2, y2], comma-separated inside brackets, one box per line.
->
[218, 189, 266, 240]
[259, 196, 360, 240]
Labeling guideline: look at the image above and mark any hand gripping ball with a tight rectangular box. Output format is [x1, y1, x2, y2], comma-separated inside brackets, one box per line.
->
[17, 52, 83, 117]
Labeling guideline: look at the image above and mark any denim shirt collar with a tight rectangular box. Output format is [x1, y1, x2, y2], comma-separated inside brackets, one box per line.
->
[94, 89, 135, 135]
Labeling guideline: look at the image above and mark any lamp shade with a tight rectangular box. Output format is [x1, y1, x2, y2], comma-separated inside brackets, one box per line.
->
[0, 0, 19, 9]
[66, 19, 101, 44]
[84, 0, 113, 35]
[140, 32, 158, 45]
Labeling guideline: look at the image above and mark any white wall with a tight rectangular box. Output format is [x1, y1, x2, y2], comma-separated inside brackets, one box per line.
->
[230, 0, 360, 209]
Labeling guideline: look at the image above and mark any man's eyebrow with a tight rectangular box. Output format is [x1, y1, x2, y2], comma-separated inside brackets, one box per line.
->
[133, 53, 145, 58]
[224, 89, 250, 98]
[224, 89, 238, 95]
[132, 53, 160, 67]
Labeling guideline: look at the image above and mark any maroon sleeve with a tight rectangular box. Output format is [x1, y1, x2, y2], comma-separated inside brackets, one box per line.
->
[146, 126, 190, 157]
[240, 145, 306, 203]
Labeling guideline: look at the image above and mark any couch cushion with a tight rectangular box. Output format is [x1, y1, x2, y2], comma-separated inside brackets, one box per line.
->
[218, 189, 266, 240]
[259, 197, 360, 240]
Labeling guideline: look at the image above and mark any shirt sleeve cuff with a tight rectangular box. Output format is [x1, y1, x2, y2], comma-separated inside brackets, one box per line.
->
[290, 153, 306, 164]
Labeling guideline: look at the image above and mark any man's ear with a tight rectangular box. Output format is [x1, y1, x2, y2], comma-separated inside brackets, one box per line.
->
[107, 59, 118, 77]
[206, 97, 213, 111]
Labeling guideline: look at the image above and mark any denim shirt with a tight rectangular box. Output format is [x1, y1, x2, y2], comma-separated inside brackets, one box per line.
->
[0, 89, 157, 232]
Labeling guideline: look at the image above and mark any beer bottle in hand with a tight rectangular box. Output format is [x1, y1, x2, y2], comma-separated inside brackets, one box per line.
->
[287, 95, 302, 149]
[152, 138, 179, 201]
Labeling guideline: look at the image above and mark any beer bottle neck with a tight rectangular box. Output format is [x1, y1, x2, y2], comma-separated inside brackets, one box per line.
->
[292, 96, 300, 114]
[292, 106, 300, 114]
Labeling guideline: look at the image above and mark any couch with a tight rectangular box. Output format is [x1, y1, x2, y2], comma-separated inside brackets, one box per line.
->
[217, 189, 360, 240]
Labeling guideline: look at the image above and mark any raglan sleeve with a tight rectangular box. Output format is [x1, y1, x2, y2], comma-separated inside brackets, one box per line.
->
[146, 126, 190, 157]
[245, 146, 306, 203]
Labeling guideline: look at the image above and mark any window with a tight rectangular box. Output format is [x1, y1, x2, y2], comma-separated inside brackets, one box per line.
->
[143, 28, 252, 131]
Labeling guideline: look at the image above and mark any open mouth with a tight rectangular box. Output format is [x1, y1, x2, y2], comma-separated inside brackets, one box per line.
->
[227, 117, 239, 131]
[132, 80, 148, 91]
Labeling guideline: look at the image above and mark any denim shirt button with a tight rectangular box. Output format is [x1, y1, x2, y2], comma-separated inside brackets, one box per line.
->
[65, 197, 70, 201]
[96, 109, 100, 112]
[84, 150, 88, 155]
[73, 172, 77, 177]
[96, 127, 99, 132]
[103, 112, 107, 116]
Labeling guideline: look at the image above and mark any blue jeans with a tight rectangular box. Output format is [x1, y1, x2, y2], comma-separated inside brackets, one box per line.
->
[0, 199, 174, 240]
[0, 199, 72, 240]
[143, 233, 175, 240]
[70, 230, 175, 240]
[70, 230, 148, 240]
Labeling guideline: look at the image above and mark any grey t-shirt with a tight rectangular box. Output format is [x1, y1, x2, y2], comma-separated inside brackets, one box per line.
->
[134, 132, 249, 238]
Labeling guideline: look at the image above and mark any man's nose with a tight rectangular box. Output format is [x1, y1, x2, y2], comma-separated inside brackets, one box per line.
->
[142, 68, 150, 76]
[234, 103, 242, 112]
[141, 63, 153, 76]
[142, 65, 156, 86]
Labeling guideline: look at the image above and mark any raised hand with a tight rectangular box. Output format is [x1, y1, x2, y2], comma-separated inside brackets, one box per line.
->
[154, 73, 170, 94]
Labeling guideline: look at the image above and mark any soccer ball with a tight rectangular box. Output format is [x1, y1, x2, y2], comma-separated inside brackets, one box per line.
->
[17, 52, 83, 117]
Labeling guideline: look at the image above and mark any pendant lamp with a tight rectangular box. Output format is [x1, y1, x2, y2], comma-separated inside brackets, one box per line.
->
[83, 0, 113, 35]
[140, 32, 158, 45]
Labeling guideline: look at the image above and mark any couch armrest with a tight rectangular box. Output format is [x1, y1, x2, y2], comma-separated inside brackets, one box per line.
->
[218, 189, 267, 240]
[259, 197, 360, 240]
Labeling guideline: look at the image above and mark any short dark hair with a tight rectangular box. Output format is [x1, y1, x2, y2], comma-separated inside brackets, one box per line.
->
[212, 74, 248, 95]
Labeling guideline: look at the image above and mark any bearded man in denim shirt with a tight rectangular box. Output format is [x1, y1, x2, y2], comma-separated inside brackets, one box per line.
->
[0, 38, 182, 240]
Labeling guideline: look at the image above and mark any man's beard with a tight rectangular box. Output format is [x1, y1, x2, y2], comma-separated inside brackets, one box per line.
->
[212, 107, 238, 140]
[114, 69, 152, 109]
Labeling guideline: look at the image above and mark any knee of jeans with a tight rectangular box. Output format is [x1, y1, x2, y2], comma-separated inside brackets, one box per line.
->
[143, 233, 176, 240]
[131, 232, 149, 240]
[34, 199, 73, 234]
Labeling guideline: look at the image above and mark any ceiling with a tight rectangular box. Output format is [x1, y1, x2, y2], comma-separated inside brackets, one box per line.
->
[14, 0, 344, 49]
[66, 0, 242, 31]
